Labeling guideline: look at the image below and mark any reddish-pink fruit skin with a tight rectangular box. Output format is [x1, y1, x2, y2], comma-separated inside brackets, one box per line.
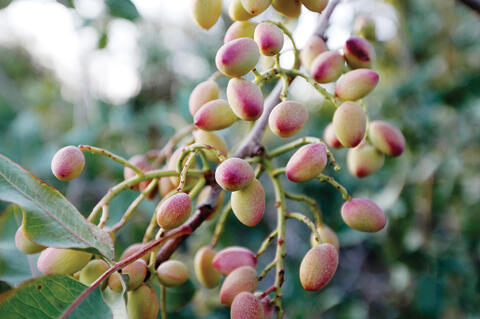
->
[231, 179, 265, 227]
[268, 101, 309, 138]
[188, 80, 219, 116]
[224, 21, 257, 43]
[343, 36, 375, 69]
[286, 143, 327, 182]
[212, 246, 257, 275]
[347, 142, 385, 178]
[369, 121, 405, 157]
[332, 102, 366, 148]
[227, 78, 264, 121]
[310, 51, 345, 83]
[156, 192, 192, 229]
[335, 69, 379, 101]
[194, 99, 237, 131]
[323, 123, 343, 149]
[51, 146, 85, 181]
[220, 266, 258, 306]
[260, 295, 274, 319]
[299, 243, 338, 291]
[341, 198, 386, 232]
[231, 292, 264, 319]
[215, 38, 260, 77]
[215, 158, 255, 191]
[254, 22, 284, 56]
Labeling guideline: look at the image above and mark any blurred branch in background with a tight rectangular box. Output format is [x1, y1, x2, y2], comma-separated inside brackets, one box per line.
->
[458, 0, 480, 13]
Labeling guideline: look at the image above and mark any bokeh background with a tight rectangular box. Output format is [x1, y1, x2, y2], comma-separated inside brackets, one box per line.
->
[0, 0, 479, 318]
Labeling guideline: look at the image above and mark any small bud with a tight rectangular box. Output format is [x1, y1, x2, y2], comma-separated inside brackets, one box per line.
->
[157, 260, 189, 287]
[310, 225, 340, 250]
[189, 0, 222, 30]
[341, 198, 386, 232]
[215, 158, 255, 192]
[231, 292, 264, 319]
[225, 21, 257, 43]
[227, 78, 264, 121]
[254, 22, 284, 56]
[286, 143, 327, 182]
[332, 101, 366, 148]
[51, 146, 85, 181]
[368, 121, 405, 157]
[299, 243, 338, 291]
[37, 248, 92, 275]
[323, 123, 343, 149]
[343, 36, 376, 69]
[220, 266, 258, 306]
[15, 226, 45, 254]
[194, 99, 237, 131]
[189, 80, 219, 116]
[271, 0, 301, 18]
[79, 259, 109, 286]
[310, 51, 345, 83]
[347, 142, 385, 178]
[229, 0, 256, 21]
[231, 179, 265, 227]
[127, 284, 159, 319]
[123, 259, 148, 290]
[156, 192, 192, 230]
[301, 0, 328, 12]
[212, 246, 257, 275]
[269, 100, 309, 138]
[193, 130, 228, 163]
[216, 38, 260, 77]
[300, 35, 327, 71]
[335, 69, 379, 101]
[194, 246, 221, 288]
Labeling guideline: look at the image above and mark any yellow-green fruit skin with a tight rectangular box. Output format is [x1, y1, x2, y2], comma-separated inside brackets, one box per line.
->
[368, 121, 405, 157]
[231, 292, 264, 319]
[216, 38, 260, 77]
[79, 259, 109, 286]
[127, 284, 159, 319]
[229, 0, 256, 21]
[335, 69, 379, 101]
[225, 21, 257, 43]
[310, 51, 345, 83]
[353, 16, 376, 41]
[231, 179, 265, 227]
[341, 198, 386, 232]
[193, 130, 228, 163]
[107, 272, 124, 293]
[347, 142, 385, 178]
[332, 101, 366, 148]
[300, 35, 327, 71]
[189, 80, 219, 116]
[269, 100, 309, 138]
[220, 266, 258, 306]
[37, 248, 92, 275]
[194, 246, 221, 288]
[194, 99, 237, 131]
[301, 0, 328, 12]
[157, 260, 189, 287]
[343, 36, 375, 69]
[15, 227, 45, 254]
[310, 225, 339, 250]
[299, 243, 338, 291]
[156, 192, 192, 230]
[190, 0, 222, 30]
[272, 0, 301, 17]
[51, 146, 85, 181]
[285, 143, 327, 183]
[168, 148, 197, 186]
[241, 0, 271, 15]
[123, 259, 148, 290]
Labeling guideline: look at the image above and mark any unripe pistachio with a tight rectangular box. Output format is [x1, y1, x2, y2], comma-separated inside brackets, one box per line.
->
[335, 69, 379, 101]
[189, 80, 219, 116]
[220, 266, 258, 306]
[157, 260, 189, 287]
[310, 225, 339, 250]
[341, 198, 386, 232]
[79, 259, 109, 286]
[193, 130, 228, 163]
[353, 16, 376, 41]
[15, 226, 45, 254]
[212, 246, 257, 275]
[168, 148, 198, 186]
[124, 155, 154, 195]
[231, 292, 264, 319]
[332, 101, 366, 147]
[343, 36, 376, 69]
[107, 272, 123, 293]
[156, 192, 192, 230]
[271, 0, 301, 18]
[300, 35, 327, 71]
[301, 0, 328, 12]
[299, 243, 338, 291]
[347, 142, 385, 178]
[197, 186, 225, 220]
[159, 173, 176, 198]
[122, 259, 148, 290]
[269, 100, 309, 138]
[127, 284, 159, 319]
[242, 0, 271, 15]
[51, 146, 85, 181]
[254, 22, 284, 56]
[231, 179, 265, 227]
[225, 21, 257, 43]
[121, 243, 149, 262]
[310, 51, 345, 83]
[229, 0, 255, 21]
[194, 99, 237, 131]
[189, 0, 222, 30]
[368, 121, 405, 157]
[227, 78, 264, 121]
[216, 38, 260, 77]
[37, 248, 92, 275]
[194, 246, 221, 288]
[215, 158, 255, 192]
[323, 123, 343, 149]
[286, 143, 327, 182]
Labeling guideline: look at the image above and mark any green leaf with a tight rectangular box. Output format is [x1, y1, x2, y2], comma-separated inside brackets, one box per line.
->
[0, 205, 36, 286]
[0, 274, 112, 319]
[106, 0, 139, 21]
[0, 153, 114, 259]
